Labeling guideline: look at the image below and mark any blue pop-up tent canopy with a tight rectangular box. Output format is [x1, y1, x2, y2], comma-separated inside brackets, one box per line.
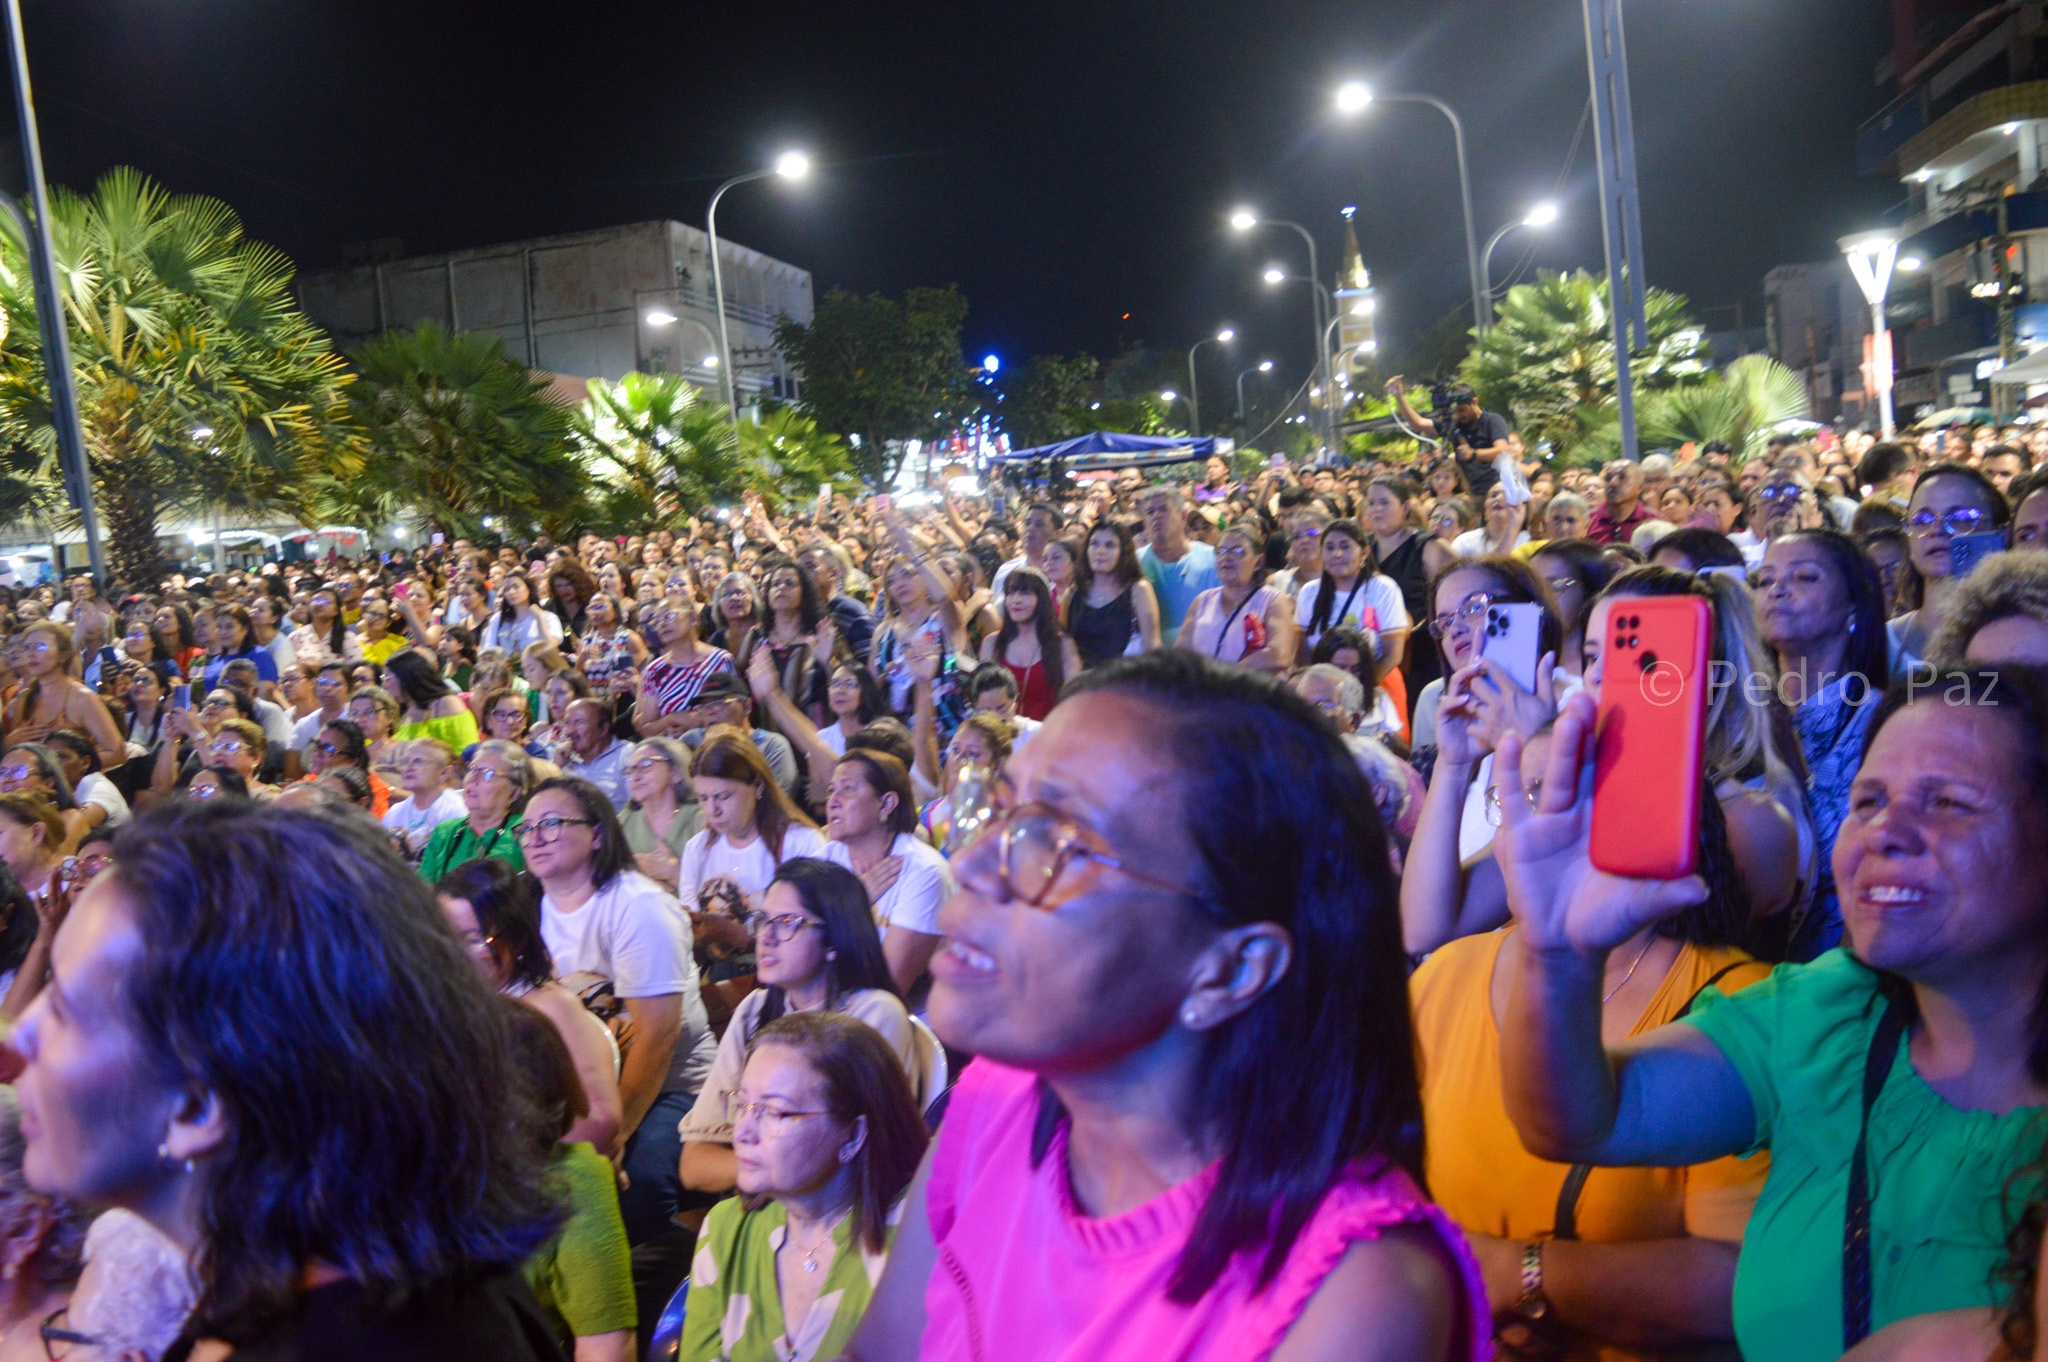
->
[989, 431, 1233, 471]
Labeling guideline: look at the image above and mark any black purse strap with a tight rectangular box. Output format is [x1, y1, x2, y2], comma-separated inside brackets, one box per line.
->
[1842, 1002, 1908, 1349]
[1552, 961, 1749, 1242]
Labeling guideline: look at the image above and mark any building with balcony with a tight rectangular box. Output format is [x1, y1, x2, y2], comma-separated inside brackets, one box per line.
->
[297, 220, 813, 406]
[1856, 1, 2048, 418]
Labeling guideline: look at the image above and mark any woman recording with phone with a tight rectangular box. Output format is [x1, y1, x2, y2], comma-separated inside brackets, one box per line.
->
[1489, 666, 2048, 1362]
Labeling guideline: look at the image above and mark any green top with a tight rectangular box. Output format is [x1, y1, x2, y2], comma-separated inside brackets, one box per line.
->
[619, 801, 705, 861]
[417, 812, 525, 884]
[1685, 948, 2047, 1362]
[394, 709, 481, 751]
[681, 1195, 896, 1362]
[524, 1142, 635, 1344]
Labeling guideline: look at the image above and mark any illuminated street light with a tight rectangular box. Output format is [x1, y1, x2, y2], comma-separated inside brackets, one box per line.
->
[1184, 328, 1236, 436]
[701, 355, 720, 368]
[1841, 230, 1901, 438]
[1237, 360, 1275, 421]
[1479, 201, 1563, 334]
[1335, 80, 1481, 332]
[982, 354, 1000, 373]
[709, 149, 811, 437]
[1263, 266, 1287, 285]
[1897, 255, 1924, 272]
[1229, 207, 1258, 231]
[645, 309, 677, 326]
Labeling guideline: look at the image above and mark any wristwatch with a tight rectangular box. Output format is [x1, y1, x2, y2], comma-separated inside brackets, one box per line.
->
[1514, 1240, 1551, 1322]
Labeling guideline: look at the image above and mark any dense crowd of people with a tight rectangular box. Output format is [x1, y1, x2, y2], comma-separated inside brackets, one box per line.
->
[0, 418, 2046, 1359]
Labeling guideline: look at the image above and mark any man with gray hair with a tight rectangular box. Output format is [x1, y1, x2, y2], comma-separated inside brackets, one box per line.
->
[1588, 458, 1655, 546]
[1543, 491, 1590, 541]
[1637, 452, 1675, 509]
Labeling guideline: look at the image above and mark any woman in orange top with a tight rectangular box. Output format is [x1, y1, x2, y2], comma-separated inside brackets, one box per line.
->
[1410, 727, 1773, 1362]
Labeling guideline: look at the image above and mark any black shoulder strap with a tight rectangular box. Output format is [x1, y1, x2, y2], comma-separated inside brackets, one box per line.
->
[1555, 960, 1752, 1241]
[1841, 1003, 1908, 1350]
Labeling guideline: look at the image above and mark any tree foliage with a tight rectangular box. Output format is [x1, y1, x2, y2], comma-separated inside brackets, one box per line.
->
[0, 168, 363, 584]
[327, 323, 580, 542]
[773, 285, 984, 486]
[573, 370, 858, 527]
[1574, 354, 1811, 466]
[996, 353, 1099, 449]
[1462, 270, 1708, 461]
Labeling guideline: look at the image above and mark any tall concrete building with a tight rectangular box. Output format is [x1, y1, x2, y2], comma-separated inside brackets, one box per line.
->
[298, 220, 814, 404]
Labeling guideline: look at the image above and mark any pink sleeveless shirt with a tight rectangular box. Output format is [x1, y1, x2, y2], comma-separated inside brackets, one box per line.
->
[921, 1059, 1492, 1362]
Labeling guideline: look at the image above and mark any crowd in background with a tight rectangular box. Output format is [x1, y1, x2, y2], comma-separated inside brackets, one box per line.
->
[0, 414, 2043, 1360]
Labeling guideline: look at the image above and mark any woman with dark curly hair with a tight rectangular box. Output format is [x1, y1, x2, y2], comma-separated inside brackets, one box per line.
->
[9, 800, 566, 1356]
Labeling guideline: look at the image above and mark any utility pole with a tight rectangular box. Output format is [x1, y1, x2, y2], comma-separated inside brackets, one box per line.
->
[1996, 195, 2019, 419]
[1584, 0, 1649, 461]
[2, 0, 100, 584]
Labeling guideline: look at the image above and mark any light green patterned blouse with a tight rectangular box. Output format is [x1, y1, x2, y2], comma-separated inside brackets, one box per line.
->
[680, 1195, 899, 1362]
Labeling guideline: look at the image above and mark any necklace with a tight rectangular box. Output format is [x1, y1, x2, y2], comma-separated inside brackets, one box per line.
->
[785, 1209, 846, 1273]
[1603, 935, 1658, 1004]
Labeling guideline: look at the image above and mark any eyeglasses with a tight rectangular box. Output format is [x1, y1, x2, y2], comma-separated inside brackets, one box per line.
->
[744, 911, 822, 943]
[40, 1306, 100, 1358]
[1908, 507, 1993, 538]
[1215, 544, 1250, 561]
[314, 678, 343, 691]
[188, 780, 225, 799]
[724, 1092, 833, 1135]
[1428, 594, 1493, 640]
[827, 676, 860, 690]
[954, 799, 1203, 910]
[210, 740, 246, 757]
[313, 740, 345, 756]
[0, 763, 35, 782]
[201, 696, 231, 711]
[466, 766, 512, 785]
[1289, 528, 1323, 543]
[626, 756, 671, 775]
[516, 815, 596, 845]
[1755, 484, 1805, 505]
[1541, 575, 1580, 592]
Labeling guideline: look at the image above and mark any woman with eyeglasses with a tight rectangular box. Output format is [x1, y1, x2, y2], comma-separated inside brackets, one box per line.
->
[384, 737, 467, 863]
[478, 684, 551, 759]
[1400, 557, 1565, 956]
[120, 615, 181, 692]
[709, 571, 763, 655]
[680, 857, 916, 1199]
[352, 598, 406, 667]
[678, 730, 827, 916]
[619, 737, 704, 893]
[416, 738, 529, 882]
[915, 711, 1014, 850]
[0, 742, 92, 851]
[1, 623, 125, 774]
[578, 589, 648, 706]
[437, 857, 623, 1157]
[183, 764, 248, 802]
[681, 1010, 929, 1362]
[344, 686, 404, 784]
[848, 649, 1486, 1362]
[524, 775, 714, 1248]
[636, 593, 738, 742]
[1175, 521, 1296, 674]
[193, 719, 276, 801]
[1889, 463, 2012, 662]
[478, 570, 564, 659]
[0, 792, 65, 969]
[1066, 520, 1161, 672]
[742, 555, 833, 729]
[286, 585, 361, 670]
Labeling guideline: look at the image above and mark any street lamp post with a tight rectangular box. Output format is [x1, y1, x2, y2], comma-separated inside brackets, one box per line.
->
[707, 149, 808, 441]
[1184, 327, 1234, 437]
[1237, 359, 1274, 423]
[1231, 211, 1330, 447]
[1261, 266, 1338, 448]
[1333, 82, 1483, 334]
[1479, 202, 1559, 334]
[1841, 231, 1900, 438]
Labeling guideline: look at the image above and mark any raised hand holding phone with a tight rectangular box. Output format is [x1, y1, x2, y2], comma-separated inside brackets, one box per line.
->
[1589, 594, 1710, 879]
[1493, 694, 1708, 958]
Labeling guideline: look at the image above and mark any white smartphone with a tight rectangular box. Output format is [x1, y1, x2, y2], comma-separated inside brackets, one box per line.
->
[1480, 600, 1544, 695]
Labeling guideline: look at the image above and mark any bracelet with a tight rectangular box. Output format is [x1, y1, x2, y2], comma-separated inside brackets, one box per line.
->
[1515, 1240, 1550, 1321]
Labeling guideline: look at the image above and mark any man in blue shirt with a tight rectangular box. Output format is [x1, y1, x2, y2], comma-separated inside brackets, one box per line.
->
[1136, 484, 1220, 639]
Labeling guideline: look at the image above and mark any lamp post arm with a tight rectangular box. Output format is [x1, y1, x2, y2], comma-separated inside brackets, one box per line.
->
[1384, 94, 1484, 334]
[707, 168, 771, 433]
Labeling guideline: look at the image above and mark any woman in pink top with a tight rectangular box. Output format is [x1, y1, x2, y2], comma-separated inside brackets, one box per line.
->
[846, 650, 1489, 1362]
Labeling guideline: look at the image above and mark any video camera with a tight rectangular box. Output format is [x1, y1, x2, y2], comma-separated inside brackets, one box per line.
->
[1429, 380, 1477, 427]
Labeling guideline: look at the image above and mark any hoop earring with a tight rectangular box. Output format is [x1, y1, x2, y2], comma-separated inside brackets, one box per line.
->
[157, 1142, 195, 1175]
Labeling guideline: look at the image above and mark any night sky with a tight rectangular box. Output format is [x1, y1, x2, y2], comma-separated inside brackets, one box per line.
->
[17, 0, 1895, 384]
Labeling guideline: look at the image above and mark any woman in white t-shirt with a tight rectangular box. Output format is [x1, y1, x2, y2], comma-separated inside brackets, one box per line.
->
[1293, 518, 1412, 678]
[677, 856, 918, 1196]
[677, 727, 829, 914]
[1449, 483, 1532, 558]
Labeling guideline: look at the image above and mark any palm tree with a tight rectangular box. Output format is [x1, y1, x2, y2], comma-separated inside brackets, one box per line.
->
[331, 323, 582, 542]
[574, 372, 858, 525]
[1571, 355, 1812, 467]
[0, 168, 363, 585]
[1462, 270, 1709, 461]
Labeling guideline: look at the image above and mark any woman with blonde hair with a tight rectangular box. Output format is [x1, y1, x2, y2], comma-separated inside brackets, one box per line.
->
[677, 727, 827, 913]
[2, 622, 124, 771]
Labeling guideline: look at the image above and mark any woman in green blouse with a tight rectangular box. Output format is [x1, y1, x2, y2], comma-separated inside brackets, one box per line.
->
[618, 736, 703, 893]
[385, 647, 482, 750]
[681, 1010, 928, 1362]
[418, 738, 529, 882]
[1490, 669, 2048, 1362]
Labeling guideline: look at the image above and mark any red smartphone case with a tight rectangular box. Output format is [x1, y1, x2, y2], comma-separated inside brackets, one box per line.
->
[1590, 595, 1711, 880]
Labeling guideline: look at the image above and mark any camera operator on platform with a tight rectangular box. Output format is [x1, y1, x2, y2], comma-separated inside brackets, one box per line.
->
[1387, 377, 1510, 498]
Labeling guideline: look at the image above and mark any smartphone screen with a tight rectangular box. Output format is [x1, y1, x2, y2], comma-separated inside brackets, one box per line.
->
[877, 493, 893, 514]
[1948, 531, 2007, 580]
[430, 532, 445, 546]
[171, 683, 191, 711]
